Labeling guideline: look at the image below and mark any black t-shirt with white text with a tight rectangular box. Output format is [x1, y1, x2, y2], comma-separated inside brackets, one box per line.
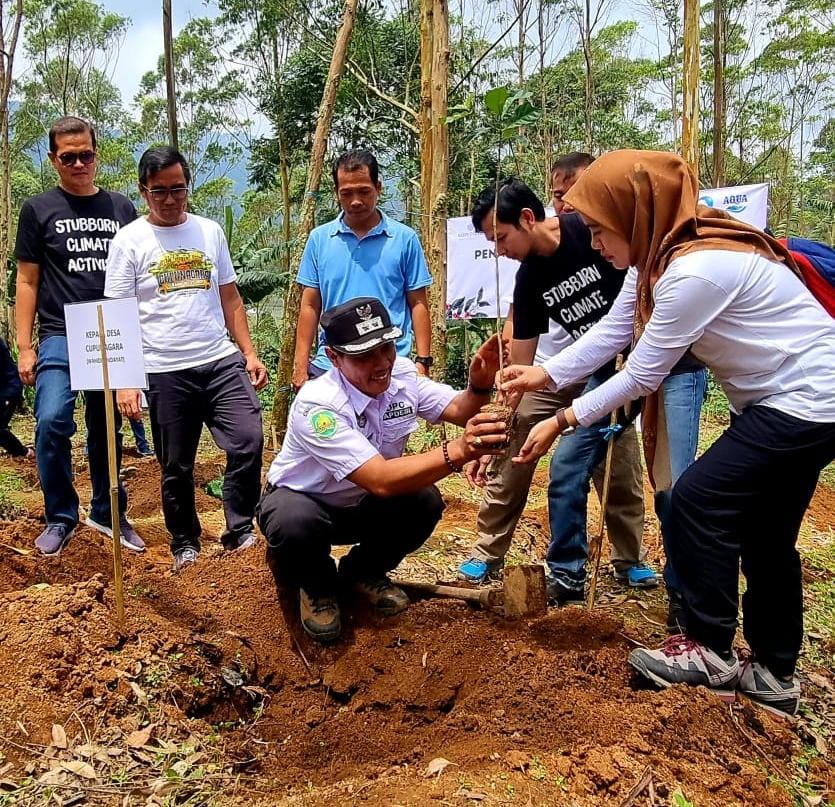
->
[14, 187, 137, 338]
[513, 213, 625, 341]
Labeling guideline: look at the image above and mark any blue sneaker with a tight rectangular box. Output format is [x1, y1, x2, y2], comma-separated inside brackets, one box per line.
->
[614, 562, 659, 589]
[457, 556, 502, 583]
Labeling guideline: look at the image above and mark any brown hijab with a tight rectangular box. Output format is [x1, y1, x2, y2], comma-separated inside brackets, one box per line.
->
[562, 150, 802, 487]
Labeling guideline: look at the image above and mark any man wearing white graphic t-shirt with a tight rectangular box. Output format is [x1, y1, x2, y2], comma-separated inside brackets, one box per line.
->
[105, 147, 267, 572]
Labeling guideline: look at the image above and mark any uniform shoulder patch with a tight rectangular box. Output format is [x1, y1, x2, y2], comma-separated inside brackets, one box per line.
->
[309, 408, 338, 438]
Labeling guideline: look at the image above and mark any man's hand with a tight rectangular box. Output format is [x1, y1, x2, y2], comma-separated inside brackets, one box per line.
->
[245, 352, 269, 390]
[117, 389, 143, 420]
[464, 454, 492, 488]
[468, 334, 508, 392]
[512, 415, 562, 465]
[17, 347, 37, 386]
[415, 361, 429, 377]
[499, 364, 550, 397]
[453, 410, 509, 465]
[292, 364, 308, 393]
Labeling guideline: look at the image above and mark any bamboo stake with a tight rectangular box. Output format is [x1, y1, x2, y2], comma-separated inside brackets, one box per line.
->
[97, 305, 125, 627]
[586, 353, 624, 610]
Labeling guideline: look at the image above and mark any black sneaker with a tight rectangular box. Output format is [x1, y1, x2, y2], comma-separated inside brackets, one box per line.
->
[299, 589, 341, 642]
[738, 659, 800, 717]
[173, 546, 199, 572]
[34, 523, 76, 557]
[545, 575, 584, 606]
[354, 575, 410, 615]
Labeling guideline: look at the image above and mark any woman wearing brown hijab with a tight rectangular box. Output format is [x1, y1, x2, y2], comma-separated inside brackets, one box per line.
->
[500, 150, 835, 716]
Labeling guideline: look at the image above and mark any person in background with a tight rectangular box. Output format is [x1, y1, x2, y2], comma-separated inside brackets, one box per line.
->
[0, 338, 33, 459]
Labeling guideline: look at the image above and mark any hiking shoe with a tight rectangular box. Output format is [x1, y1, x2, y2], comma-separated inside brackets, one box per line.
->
[354, 575, 410, 616]
[457, 556, 503, 583]
[300, 589, 341, 643]
[614, 562, 659, 588]
[173, 546, 200, 572]
[545, 575, 584, 606]
[34, 523, 76, 557]
[629, 634, 739, 692]
[85, 516, 146, 552]
[738, 659, 800, 716]
[222, 531, 256, 552]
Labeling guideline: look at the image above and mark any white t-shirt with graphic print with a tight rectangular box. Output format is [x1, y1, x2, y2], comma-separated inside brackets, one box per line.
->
[104, 213, 239, 373]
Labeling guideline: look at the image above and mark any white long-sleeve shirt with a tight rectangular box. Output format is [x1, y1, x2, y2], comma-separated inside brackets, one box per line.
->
[542, 251, 835, 425]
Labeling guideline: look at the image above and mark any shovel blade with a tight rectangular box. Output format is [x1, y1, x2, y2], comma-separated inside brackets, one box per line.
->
[502, 564, 547, 618]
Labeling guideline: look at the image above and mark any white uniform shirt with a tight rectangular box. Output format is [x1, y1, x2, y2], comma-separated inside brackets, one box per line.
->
[548, 251, 835, 425]
[267, 357, 457, 506]
[104, 213, 240, 373]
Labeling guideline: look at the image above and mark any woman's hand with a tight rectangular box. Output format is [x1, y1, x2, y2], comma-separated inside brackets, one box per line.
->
[498, 364, 550, 398]
[512, 415, 561, 465]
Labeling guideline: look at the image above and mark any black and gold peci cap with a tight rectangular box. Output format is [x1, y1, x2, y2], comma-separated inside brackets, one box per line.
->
[321, 296, 403, 354]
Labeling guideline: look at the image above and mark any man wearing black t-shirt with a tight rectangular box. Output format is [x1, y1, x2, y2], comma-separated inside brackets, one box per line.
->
[14, 116, 145, 557]
[465, 178, 650, 604]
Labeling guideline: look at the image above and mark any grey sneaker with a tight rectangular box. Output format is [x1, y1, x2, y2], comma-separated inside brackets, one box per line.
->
[738, 659, 800, 716]
[629, 634, 739, 693]
[173, 546, 199, 572]
[223, 531, 256, 552]
[354, 575, 410, 615]
[35, 524, 76, 557]
[85, 516, 146, 552]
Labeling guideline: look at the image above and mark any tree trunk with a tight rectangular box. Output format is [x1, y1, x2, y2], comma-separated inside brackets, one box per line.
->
[419, 0, 433, 253]
[163, 0, 179, 150]
[0, 0, 24, 345]
[278, 133, 291, 277]
[581, 0, 594, 151]
[711, 0, 725, 186]
[427, 0, 449, 379]
[681, 0, 700, 177]
[272, 0, 360, 438]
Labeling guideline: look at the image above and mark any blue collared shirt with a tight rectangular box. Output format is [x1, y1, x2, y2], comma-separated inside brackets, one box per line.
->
[267, 357, 456, 507]
[297, 210, 431, 370]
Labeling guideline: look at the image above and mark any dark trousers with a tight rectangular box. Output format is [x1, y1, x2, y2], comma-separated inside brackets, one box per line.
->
[258, 484, 445, 597]
[0, 397, 27, 457]
[147, 353, 263, 554]
[669, 405, 835, 677]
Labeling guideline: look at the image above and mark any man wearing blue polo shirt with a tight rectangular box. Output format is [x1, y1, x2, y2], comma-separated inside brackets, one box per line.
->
[292, 149, 433, 391]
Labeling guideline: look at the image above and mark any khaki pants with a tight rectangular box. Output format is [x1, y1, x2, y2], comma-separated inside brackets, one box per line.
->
[472, 388, 646, 571]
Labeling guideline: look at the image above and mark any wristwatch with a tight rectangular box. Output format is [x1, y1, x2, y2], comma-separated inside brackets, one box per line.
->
[414, 355, 434, 368]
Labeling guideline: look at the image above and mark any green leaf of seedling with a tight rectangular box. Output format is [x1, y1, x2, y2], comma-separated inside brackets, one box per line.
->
[484, 86, 509, 116]
[205, 478, 223, 499]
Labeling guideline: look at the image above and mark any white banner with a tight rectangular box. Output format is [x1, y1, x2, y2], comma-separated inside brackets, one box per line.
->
[446, 185, 769, 318]
[446, 216, 518, 320]
[697, 183, 769, 228]
[64, 297, 147, 391]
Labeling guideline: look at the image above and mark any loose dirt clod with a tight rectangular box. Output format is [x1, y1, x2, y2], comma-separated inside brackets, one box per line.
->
[480, 402, 515, 449]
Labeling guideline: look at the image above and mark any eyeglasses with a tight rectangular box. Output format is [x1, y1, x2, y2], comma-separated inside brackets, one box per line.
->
[141, 185, 189, 201]
[56, 150, 96, 167]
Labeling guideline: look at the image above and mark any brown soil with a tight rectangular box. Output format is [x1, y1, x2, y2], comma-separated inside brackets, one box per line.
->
[0, 446, 831, 806]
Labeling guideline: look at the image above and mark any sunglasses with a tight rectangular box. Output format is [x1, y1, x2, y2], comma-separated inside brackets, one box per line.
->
[141, 185, 189, 201]
[56, 150, 96, 167]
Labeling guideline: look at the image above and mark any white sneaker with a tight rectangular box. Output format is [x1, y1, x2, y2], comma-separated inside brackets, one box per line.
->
[629, 634, 739, 693]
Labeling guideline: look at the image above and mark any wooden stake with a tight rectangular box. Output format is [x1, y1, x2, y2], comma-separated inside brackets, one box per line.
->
[97, 304, 125, 627]
[586, 353, 624, 610]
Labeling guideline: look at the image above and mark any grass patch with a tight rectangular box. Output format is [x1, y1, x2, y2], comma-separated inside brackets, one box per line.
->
[0, 468, 26, 519]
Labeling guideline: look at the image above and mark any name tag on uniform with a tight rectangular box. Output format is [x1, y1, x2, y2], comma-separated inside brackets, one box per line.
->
[383, 400, 414, 421]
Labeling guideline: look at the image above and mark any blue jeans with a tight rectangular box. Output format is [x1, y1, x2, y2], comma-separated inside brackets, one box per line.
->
[653, 368, 708, 594]
[129, 417, 151, 453]
[34, 336, 127, 527]
[546, 366, 645, 590]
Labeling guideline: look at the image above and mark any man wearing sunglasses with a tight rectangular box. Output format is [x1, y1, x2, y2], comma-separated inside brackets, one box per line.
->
[105, 146, 267, 572]
[14, 116, 145, 557]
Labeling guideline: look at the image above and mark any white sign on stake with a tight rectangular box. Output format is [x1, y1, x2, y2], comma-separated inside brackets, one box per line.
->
[64, 297, 147, 391]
